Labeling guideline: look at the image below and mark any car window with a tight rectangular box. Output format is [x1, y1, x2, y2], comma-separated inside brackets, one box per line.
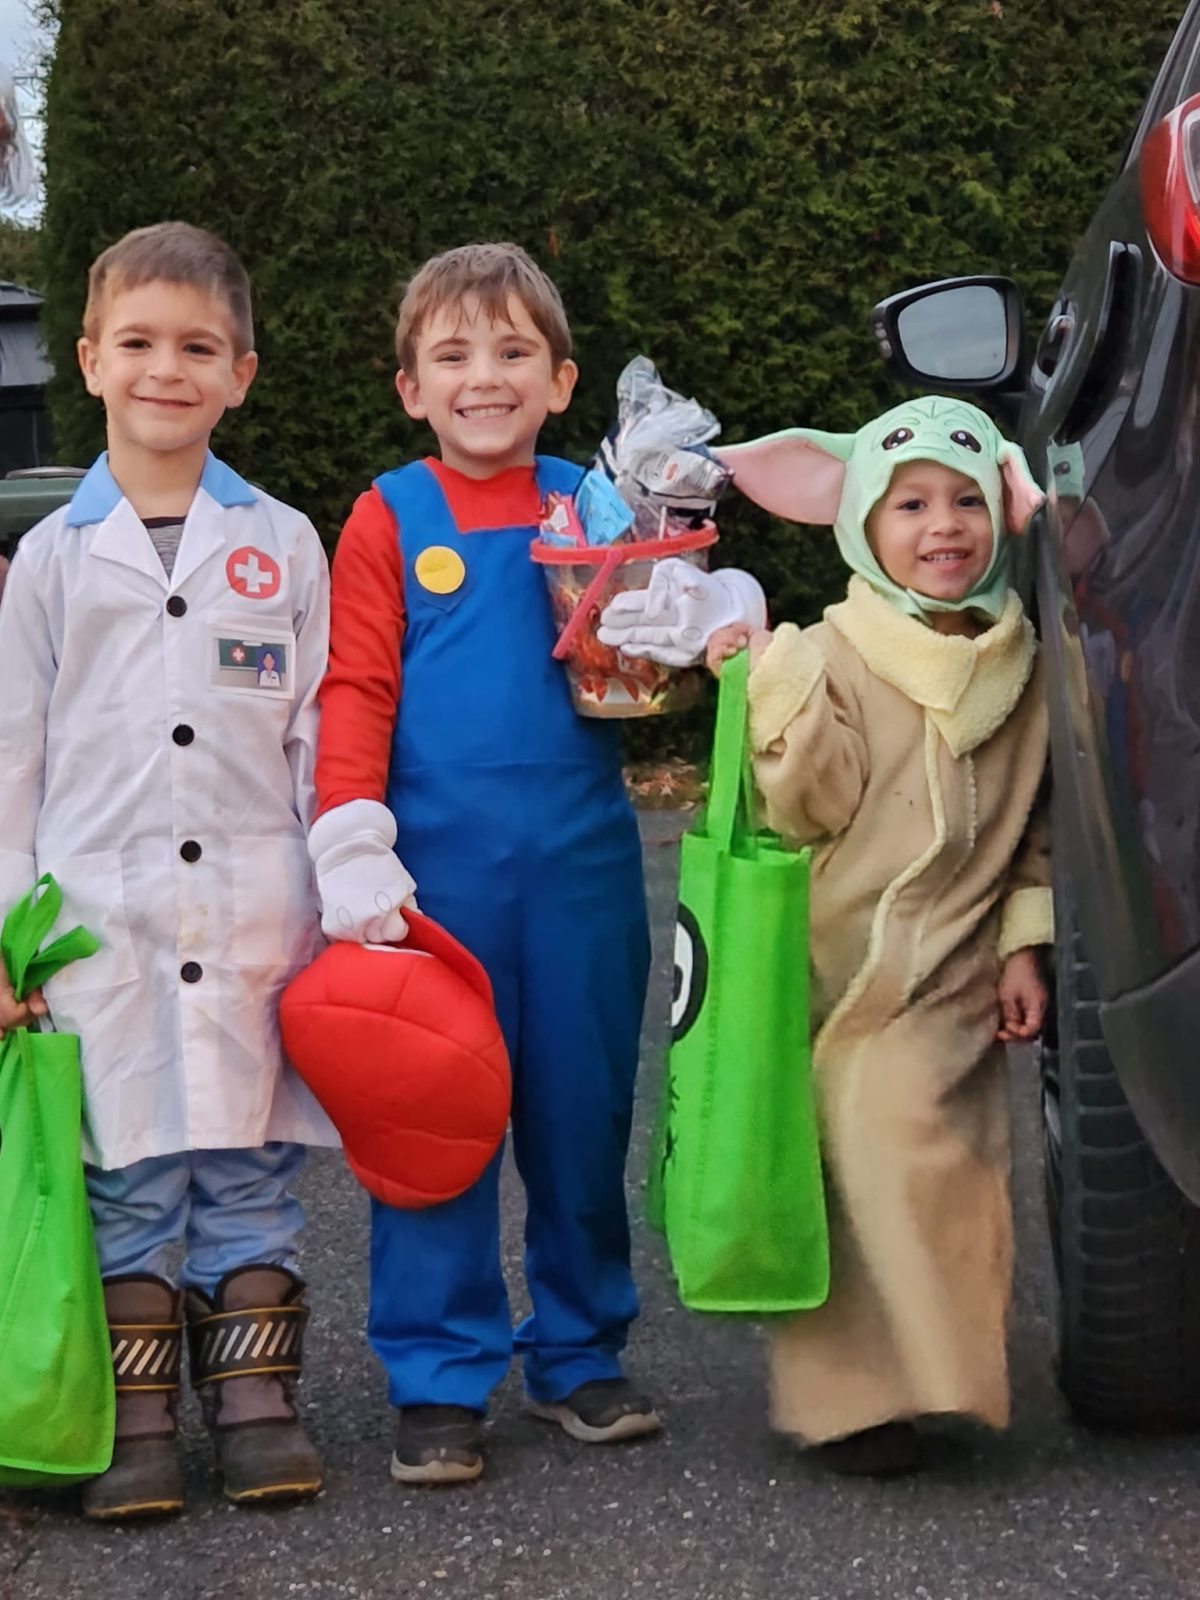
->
[1124, 0, 1200, 163]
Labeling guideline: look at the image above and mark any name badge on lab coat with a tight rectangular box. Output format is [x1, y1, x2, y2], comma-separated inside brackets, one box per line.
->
[209, 617, 297, 700]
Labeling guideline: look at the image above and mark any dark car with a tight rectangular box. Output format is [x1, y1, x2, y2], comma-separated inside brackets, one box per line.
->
[871, 0, 1200, 1428]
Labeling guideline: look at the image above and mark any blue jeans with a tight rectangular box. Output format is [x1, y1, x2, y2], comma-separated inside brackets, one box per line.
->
[84, 1142, 306, 1295]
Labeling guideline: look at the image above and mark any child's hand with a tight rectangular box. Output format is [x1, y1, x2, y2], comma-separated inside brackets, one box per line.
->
[706, 626, 773, 677]
[996, 948, 1049, 1042]
[0, 976, 47, 1040]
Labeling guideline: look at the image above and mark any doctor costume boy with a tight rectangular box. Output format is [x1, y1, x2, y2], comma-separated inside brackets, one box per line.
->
[0, 224, 336, 1519]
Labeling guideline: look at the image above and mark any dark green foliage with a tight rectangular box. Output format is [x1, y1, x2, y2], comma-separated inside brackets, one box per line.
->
[39, 0, 1185, 751]
[0, 219, 42, 291]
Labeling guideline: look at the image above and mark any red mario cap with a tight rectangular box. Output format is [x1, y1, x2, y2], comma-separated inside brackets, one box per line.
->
[279, 913, 511, 1209]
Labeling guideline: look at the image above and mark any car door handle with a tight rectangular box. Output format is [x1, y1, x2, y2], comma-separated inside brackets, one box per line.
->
[1035, 310, 1075, 380]
[1060, 243, 1141, 440]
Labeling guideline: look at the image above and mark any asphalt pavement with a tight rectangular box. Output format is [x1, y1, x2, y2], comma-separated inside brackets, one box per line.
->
[3, 811, 1199, 1600]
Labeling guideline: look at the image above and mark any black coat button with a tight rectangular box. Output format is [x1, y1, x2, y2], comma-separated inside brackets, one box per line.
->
[166, 595, 187, 617]
[172, 724, 194, 746]
[180, 840, 202, 863]
[180, 961, 203, 983]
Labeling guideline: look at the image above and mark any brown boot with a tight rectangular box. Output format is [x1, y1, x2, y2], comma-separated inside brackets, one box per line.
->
[186, 1265, 323, 1505]
[81, 1276, 185, 1521]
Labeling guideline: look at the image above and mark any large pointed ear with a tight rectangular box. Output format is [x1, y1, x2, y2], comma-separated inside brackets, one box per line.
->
[712, 428, 855, 525]
[998, 443, 1045, 535]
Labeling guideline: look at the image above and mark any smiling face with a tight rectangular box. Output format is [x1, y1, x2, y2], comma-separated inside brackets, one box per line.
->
[864, 459, 994, 602]
[77, 279, 257, 468]
[396, 292, 577, 478]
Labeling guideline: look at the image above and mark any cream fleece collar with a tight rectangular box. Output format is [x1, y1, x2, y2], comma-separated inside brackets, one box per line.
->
[826, 576, 1036, 756]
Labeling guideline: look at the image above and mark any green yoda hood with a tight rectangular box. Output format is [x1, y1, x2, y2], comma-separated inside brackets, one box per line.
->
[714, 396, 1044, 623]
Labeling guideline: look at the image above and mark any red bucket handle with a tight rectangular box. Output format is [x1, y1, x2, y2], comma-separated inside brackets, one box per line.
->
[530, 521, 719, 663]
[530, 522, 717, 566]
[549, 545, 626, 662]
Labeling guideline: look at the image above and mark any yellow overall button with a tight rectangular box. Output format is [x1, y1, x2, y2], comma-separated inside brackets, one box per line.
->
[414, 545, 467, 595]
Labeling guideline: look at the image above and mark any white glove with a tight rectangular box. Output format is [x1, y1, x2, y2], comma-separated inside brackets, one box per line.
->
[596, 559, 768, 667]
[307, 799, 418, 944]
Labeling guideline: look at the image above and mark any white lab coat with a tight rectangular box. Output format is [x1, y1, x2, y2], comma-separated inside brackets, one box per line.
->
[0, 452, 338, 1169]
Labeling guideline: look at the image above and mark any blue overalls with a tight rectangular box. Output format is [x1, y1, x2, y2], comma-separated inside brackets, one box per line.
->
[367, 457, 651, 1410]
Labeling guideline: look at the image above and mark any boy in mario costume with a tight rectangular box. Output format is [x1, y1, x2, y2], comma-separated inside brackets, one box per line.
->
[308, 242, 661, 1484]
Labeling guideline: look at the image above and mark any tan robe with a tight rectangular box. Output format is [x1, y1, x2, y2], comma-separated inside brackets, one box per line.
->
[747, 577, 1051, 1442]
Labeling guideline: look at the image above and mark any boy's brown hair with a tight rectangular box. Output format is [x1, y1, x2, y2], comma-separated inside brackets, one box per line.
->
[83, 222, 254, 355]
[395, 242, 572, 374]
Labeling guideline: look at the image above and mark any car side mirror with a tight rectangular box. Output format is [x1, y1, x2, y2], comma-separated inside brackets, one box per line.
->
[871, 276, 1026, 395]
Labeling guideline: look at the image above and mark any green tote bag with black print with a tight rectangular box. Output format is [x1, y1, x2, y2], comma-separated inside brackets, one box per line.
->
[647, 651, 829, 1313]
[0, 875, 112, 1487]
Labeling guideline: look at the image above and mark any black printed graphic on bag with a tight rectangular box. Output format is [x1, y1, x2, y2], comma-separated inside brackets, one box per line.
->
[671, 904, 708, 1043]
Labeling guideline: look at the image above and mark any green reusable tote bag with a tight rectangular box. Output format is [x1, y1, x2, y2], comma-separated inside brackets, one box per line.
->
[648, 650, 829, 1313]
[0, 874, 112, 1488]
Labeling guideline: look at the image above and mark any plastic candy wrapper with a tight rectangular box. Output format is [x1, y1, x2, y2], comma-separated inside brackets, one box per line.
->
[593, 356, 732, 540]
[576, 467, 636, 545]
[538, 491, 586, 549]
[538, 469, 633, 549]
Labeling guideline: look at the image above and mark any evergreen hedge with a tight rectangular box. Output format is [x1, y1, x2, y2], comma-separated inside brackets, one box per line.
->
[38, 0, 1185, 746]
[0, 219, 42, 289]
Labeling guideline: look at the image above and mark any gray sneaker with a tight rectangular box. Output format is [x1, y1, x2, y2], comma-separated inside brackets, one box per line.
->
[526, 1378, 661, 1444]
[391, 1406, 485, 1485]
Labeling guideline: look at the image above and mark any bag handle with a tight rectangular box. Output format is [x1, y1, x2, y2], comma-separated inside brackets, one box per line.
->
[704, 650, 759, 855]
[1, 875, 100, 1002]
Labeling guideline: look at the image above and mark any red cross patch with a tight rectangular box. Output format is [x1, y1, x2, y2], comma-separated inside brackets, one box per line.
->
[226, 546, 281, 599]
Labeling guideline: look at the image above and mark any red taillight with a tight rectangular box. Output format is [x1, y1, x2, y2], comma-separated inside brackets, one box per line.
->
[1141, 91, 1200, 284]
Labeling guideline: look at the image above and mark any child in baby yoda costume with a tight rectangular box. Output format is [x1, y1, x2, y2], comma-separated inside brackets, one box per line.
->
[601, 396, 1052, 1476]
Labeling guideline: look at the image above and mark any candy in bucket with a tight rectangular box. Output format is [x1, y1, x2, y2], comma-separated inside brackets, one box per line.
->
[530, 359, 730, 718]
[531, 522, 718, 717]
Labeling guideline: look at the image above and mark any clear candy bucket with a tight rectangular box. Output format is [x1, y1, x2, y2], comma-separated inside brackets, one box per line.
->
[530, 523, 718, 718]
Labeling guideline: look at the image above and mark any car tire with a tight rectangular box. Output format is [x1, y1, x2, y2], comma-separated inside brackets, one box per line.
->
[1040, 888, 1200, 1427]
